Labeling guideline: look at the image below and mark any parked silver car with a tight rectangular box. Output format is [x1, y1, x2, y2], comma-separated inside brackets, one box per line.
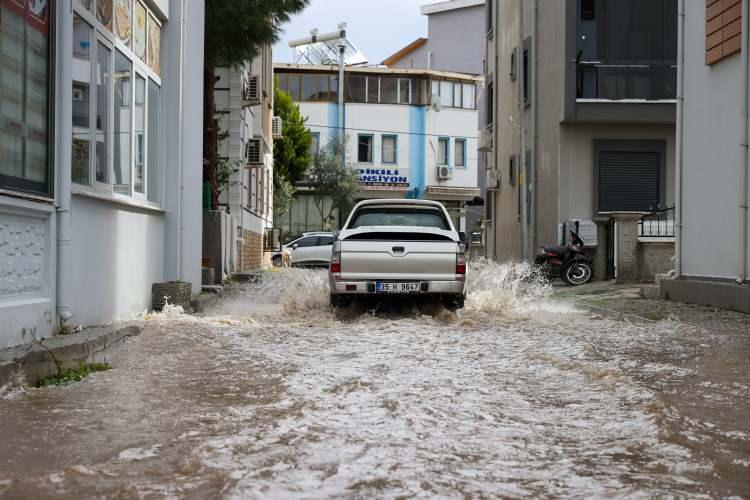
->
[272, 232, 334, 267]
[329, 199, 467, 309]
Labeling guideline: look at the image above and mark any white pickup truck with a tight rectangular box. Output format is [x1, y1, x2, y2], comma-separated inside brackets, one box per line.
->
[329, 199, 467, 310]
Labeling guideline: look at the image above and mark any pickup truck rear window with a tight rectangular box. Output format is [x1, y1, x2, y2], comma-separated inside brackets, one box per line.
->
[349, 207, 450, 230]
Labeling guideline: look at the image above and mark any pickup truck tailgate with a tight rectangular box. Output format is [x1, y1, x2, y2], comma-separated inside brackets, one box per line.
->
[339, 239, 458, 280]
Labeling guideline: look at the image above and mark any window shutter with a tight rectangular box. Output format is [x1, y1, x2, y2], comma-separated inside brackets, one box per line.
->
[598, 151, 660, 212]
[706, 0, 742, 65]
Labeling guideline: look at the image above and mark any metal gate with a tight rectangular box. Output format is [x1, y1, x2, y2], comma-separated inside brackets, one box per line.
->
[605, 217, 616, 280]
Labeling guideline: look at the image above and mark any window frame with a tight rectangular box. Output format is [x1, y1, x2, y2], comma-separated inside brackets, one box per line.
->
[71, 1, 163, 205]
[357, 133, 374, 164]
[309, 131, 320, 163]
[381, 134, 398, 165]
[437, 137, 450, 167]
[454, 138, 466, 168]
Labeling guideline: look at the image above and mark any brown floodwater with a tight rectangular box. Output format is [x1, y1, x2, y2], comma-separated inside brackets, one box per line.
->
[1, 263, 748, 498]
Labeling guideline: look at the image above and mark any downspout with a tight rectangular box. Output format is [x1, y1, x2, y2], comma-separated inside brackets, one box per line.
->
[674, 0, 685, 278]
[338, 43, 346, 167]
[56, 0, 74, 325]
[739, 0, 749, 284]
[518, 0, 529, 261]
[530, 0, 538, 259]
[176, 0, 187, 280]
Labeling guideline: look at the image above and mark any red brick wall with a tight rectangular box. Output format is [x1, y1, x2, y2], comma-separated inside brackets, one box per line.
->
[239, 229, 263, 271]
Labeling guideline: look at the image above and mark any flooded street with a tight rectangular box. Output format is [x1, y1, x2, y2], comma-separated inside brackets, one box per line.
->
[1, 262, 749, 498]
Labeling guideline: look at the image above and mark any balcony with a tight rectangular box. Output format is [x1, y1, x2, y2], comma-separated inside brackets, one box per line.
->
[576, 62, 676, 101]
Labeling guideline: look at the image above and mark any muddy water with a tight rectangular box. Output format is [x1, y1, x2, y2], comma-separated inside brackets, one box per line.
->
[1, 262, 749, 498]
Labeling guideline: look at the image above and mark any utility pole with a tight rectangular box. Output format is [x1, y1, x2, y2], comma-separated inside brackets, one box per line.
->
[338, 37, 346, 168]
[518, 0, 529, 261]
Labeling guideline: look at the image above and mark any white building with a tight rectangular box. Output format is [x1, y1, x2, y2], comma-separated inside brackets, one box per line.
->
[274, 64, 481, 236]
[214, 45, 275, 272]
[0, 0, 204, 347]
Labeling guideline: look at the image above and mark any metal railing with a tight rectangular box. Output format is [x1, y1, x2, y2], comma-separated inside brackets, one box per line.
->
[576, 62, 677, 101]
[639, 206, 675, 238]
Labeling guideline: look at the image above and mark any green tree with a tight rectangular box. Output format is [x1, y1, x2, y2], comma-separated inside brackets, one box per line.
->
[273, 81, 312, 184]
[203, 0, 309, 210]
[307, 135, 359, 229]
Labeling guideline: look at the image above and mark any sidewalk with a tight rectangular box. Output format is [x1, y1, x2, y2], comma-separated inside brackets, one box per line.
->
[557, 280, 750, 333]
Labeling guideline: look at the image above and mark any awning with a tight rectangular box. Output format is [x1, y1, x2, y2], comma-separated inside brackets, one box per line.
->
[424, 186, 482, 201]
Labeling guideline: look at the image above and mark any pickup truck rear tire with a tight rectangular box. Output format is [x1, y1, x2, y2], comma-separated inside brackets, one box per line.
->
[330, 294, 353, 308]
[443, 294, 465, 311]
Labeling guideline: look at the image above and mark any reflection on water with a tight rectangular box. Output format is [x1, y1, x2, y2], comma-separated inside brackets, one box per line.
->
[1, 263, 748, 498]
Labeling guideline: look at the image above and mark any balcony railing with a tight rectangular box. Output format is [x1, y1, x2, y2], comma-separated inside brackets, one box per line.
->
[639, 206, 675, 238]
[576, 62, 677, 101]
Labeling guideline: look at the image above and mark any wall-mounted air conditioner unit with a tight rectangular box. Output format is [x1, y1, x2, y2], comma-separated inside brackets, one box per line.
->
[486, 169, 499, 191]
[242, 75, 260, 107]
[272, 116, 282, 138]
[478, 127, 493, 152]
[437, 165, 453, 180]
[245, 138, 263, 165]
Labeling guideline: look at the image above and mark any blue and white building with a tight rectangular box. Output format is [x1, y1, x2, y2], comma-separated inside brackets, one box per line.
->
[274, 63, 481, 236]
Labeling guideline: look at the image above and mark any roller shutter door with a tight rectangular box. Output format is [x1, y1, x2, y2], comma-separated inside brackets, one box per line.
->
[598, 151, 659, 212]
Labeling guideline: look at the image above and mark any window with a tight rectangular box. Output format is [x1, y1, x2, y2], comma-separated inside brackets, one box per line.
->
[71, 1, 163, 202]
[380, 77, 398, 104]
[301, 74, 318, 100]
[455, 139, 466, 168]
[346, 74, 366, 102]
[72, 15, 92, 185]
[453, 82, 462, 108]
[134, 75, 146, 194]
[317, 235, 333, 246]
[350, 206, 450, 230]
[462, 84, 475, 109]
[0, 0, 51, 196]
[358, 134, 373, 163]
[510, 49, 517, 81]
[440, 80, 453, 107]
[147, 79, 160, 202]
[509, 154, 516, 185]
[437, 137, 449, 166]
[96, 42, 111, 183]
[287, 74, 300, 100]
[523, 48, 530, 105]
[366, 76, 379, 102]
[486, 81, 494, 125]
[382, 135, 397, 164]
[295, 236, 319, 248]
[398, 78, 410, 104]
[309, 132, 320, 163]
[113, 49, 132, 195]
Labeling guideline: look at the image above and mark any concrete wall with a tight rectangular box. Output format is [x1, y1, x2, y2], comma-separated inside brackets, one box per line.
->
[680, 1, 749, 281]
[69, 197, 165, 325]
[639, 241, 674, 281]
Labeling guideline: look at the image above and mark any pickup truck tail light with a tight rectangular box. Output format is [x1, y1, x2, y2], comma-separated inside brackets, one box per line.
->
[330, 244, 341, 275]
[456, 252, 466, 277]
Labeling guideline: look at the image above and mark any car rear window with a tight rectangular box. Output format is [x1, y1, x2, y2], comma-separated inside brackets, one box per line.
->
[349, 207, 450, 230]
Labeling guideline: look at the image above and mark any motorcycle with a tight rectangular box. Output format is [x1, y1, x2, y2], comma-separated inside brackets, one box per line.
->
[535, 230, 593, 286]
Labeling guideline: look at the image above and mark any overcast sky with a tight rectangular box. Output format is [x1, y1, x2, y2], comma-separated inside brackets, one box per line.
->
[273, 0, 437, 65]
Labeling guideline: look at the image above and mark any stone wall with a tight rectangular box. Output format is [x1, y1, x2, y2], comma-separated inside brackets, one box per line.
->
[239, 229, 264, 271]
[638, 241, 674, 281]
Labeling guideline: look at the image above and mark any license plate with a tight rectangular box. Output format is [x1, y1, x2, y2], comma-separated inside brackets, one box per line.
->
[375, 282, 421, 294]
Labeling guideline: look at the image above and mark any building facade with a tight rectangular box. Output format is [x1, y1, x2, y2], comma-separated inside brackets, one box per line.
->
[214, 45, 275, 272]
[0, 0, 204, 347]
[660, 0, 750, 312]
[484, 0, 677, 279]
[273, 64, 480, 238]
[383, 0, 487, 249]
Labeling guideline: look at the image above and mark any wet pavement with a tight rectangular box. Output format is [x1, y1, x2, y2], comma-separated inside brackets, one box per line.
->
[1, 262, 749, 498]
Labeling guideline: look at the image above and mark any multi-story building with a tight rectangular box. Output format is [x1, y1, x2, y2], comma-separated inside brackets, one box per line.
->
[660, 0, 750, 312]
[214, 45, 275, 273]
[273, 63, 481, 237]
[382, 0, 487, 251]
[0, 0, 204, 347]
[484, 0, 678, 278]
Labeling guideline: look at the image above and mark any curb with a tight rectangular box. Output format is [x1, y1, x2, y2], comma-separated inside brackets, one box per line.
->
[0, 325, 140, 388]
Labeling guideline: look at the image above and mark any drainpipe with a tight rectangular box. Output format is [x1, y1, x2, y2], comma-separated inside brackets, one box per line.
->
[739, 0, 749, 284]
[338, 42, 346, 167]
[674, 0, 685, 278]
[176, 0, 188, 280]
[56, 0, 74, 325]
[530, 0, 538, 259]
[518, 0, 529, 261]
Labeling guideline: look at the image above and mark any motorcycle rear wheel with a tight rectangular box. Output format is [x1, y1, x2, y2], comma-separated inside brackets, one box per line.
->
[562, 261, 593, 286]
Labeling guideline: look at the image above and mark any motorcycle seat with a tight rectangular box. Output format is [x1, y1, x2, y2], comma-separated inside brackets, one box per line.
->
[543, 246, 568, 255]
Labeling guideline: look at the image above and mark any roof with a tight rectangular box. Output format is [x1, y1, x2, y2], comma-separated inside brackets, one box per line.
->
[273, 63, 482, 82]
[353, 199, 447, 208]
[421, 0, 485, 15]
[381, 37, 428, 67]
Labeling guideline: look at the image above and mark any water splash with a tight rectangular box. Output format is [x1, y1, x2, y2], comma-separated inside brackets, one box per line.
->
[464, 258, 553, 315]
